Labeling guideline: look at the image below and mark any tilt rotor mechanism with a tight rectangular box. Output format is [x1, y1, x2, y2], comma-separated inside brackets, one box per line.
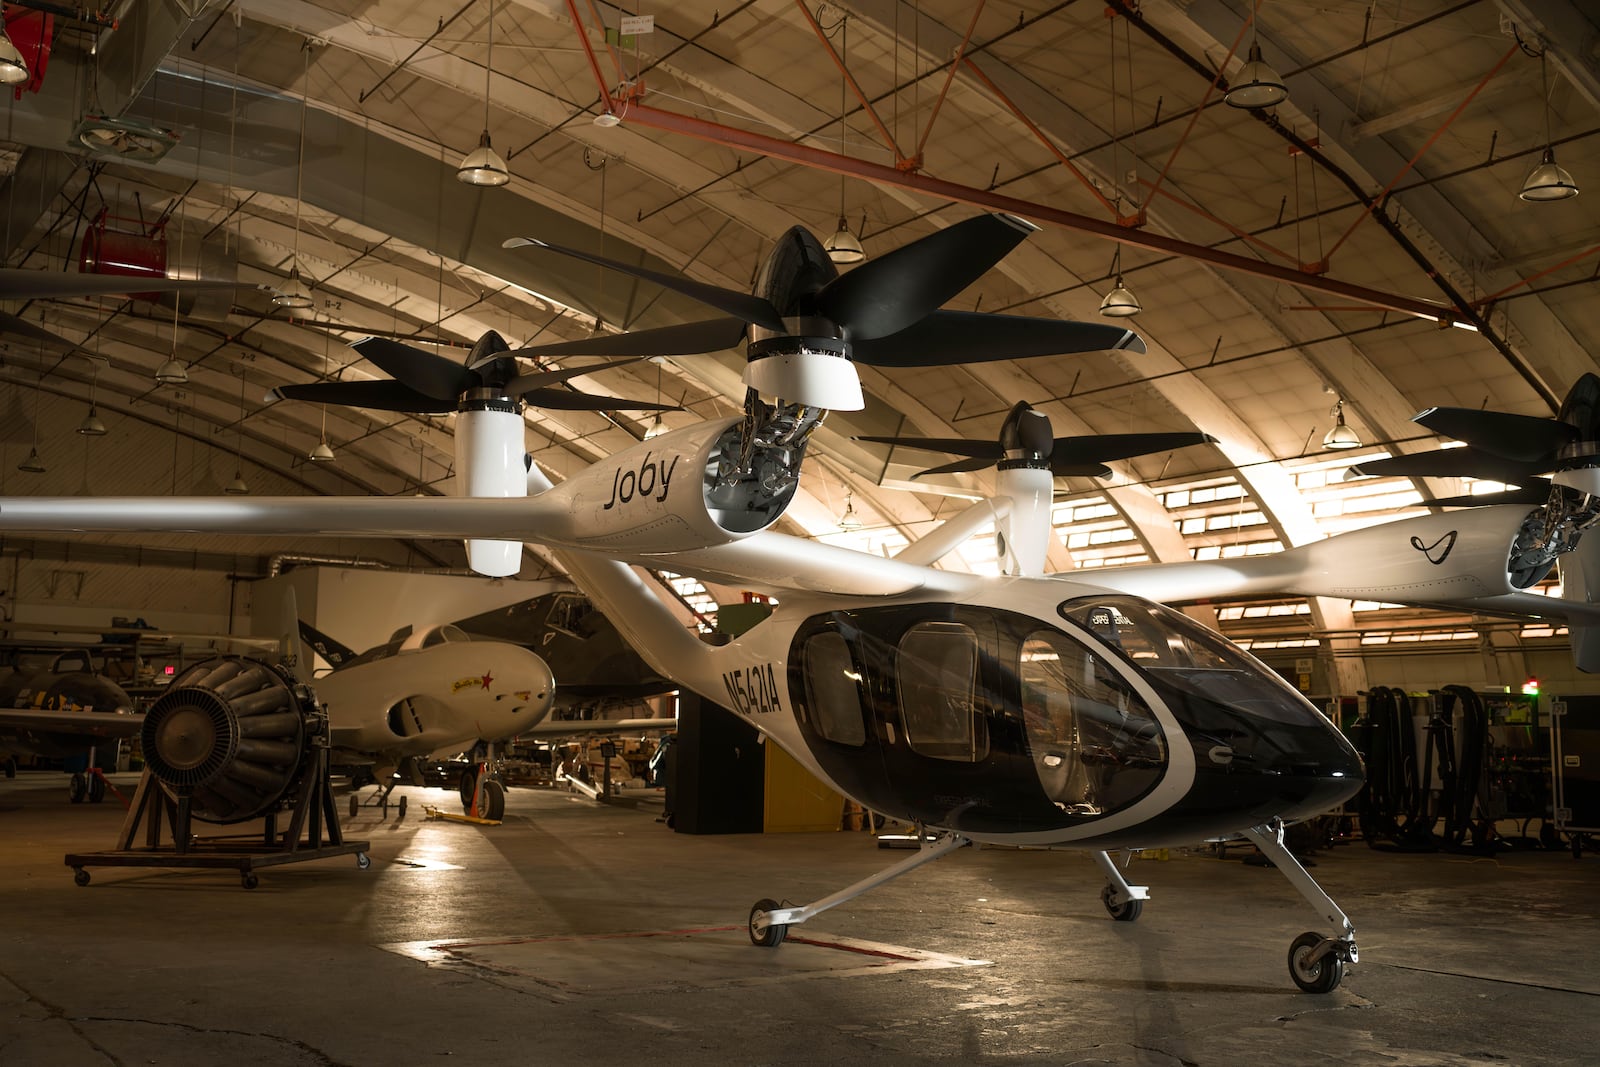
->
[1346, 374, 1600, 588]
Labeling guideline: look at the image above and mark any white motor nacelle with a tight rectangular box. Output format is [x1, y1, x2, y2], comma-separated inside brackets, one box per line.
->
[456, 403, 526, 576]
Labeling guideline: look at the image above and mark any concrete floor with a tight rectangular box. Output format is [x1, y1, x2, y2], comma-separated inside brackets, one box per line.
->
[3, 770, 1599, 1066]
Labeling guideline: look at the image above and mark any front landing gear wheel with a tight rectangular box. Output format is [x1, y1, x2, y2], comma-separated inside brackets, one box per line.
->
[1288, 931, 1345, 993]
[1100, 884, 1143, 922]
[749, 898, 787, 947]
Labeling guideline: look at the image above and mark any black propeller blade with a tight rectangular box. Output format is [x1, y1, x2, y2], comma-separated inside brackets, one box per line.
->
[503, 215, 1145, 378]
[0, 268, 246, 301]
[850, 310, 1145, 367]
[1430, 481, 1552, 508]
[858, 401, 1214, 480]
[814, 214, 1036, 340]
[1414, 406, 1576, 464]
[502, 237, 785, 330]
[271, 379, 455, 414]
[352, 337, 475, 402]
[1345, 376, 1600, 503]
[272, 331, 670, 417]
[509, 318, 749, 360]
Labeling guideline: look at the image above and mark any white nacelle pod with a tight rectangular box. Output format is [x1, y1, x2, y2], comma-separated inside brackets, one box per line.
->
[456, 403, 526, 577]
[743, 349, 864, 411]
[534, 417, 799, 553]
[996, 465, 1054, 577]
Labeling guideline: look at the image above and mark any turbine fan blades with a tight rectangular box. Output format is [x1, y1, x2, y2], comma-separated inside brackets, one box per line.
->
[814, 214, 1037, 340]
[859, 401, 1213, 480]
[271, 379, 455, 414]
[0, 268, 243, 300]
[509, 318, 748, 360]
[352, 337, 474, 402]
[1414, 406, 1577, 464]
[502, 237, 785, 331]
[851, 311, 1145, 367]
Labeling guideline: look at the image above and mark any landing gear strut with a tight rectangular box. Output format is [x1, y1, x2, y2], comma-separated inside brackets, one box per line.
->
[1092, 850, 1149, 922]
[1243, 819, 1358, 993]
[748, 831, 970, 947]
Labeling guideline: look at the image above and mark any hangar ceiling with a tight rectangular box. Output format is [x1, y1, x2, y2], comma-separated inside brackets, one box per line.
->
[0, 0, 1596, 647]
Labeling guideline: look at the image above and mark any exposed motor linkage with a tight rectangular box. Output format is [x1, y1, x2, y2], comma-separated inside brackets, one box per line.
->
[1506, 485, 1600, 589]
[709, 388, 824, 517]
[140, 656, 321, 823]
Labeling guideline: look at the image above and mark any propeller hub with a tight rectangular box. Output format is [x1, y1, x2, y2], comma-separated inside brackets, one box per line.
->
[462, 389, 520, 414]
[749, 316, 847, 348]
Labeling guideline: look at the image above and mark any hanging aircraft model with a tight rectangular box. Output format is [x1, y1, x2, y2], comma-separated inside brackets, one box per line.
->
[7, 211, 1579, 993]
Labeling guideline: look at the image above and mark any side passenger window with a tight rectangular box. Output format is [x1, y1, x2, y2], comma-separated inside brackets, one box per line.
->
[801, 631, 866, 746]
[897, 622, 987, 761]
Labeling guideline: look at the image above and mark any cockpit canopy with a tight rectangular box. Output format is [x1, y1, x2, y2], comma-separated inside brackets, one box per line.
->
[343, 624, 474, 669]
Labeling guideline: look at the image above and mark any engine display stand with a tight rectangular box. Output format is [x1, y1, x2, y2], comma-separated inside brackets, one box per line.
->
[65, 747, 371, 890]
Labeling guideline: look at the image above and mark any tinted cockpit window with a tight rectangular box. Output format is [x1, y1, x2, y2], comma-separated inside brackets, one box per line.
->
[897, 622, 988, 762]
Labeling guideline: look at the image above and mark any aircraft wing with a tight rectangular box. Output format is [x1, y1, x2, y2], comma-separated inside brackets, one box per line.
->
[0, 708, 144, 739]
[519, 717, 676, 740]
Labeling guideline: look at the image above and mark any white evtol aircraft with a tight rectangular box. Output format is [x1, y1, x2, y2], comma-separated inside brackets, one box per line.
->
[6, 214, 1593, 992]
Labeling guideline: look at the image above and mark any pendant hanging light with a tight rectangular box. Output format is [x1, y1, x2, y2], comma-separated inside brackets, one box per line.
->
[1225, 40, 1288, 110]
[1322, 398, 1361, 450]
[838, 489, 862, 532]
[276, 42, 317, 309]
[309, 332, 335, 462]
[0, 20, 29, 86]
[1520, 52, 1579, 202]
[19, 371, 44, 473]
[225, 368, 250, 494]
[823, 16, 865, 265]
[78, 364, 107, 435]
[1099, 246, 1141, 317]
[458, 0, 510, 186]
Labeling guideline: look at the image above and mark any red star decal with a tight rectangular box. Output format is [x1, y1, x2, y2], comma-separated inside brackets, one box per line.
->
[480, 671, 494, 691]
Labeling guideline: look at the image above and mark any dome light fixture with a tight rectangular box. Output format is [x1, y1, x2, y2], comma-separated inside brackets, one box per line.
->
[16, 446, 44, 474]
[273, 264, 314, 309]
[643, 413, 668, 439]
[1099, 278, 1142, 318]
[1225, 41, 1288, 110]
[1322, 398, 1362, 450]
[309, 439, 336, 462]
[838, 490, 863, 532]
[457, 0, 510, 187]
[0, 23, 29, 86]
[225, 471, 250, 495]
[154, 358, 188, 385]
[824, 216, 865, 265]
[77, 405, 108, 436]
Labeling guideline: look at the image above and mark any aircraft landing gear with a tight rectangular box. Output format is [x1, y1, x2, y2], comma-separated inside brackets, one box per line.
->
[1243, 819, 1358, 993]
[748, 830, 970, 947]
[1092, 850, 1149, 922]
[459, 744, 507, 821]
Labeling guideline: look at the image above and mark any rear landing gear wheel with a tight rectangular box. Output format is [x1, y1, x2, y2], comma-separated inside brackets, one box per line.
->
[69, 773, 87, 804]
[481, 779, 506, 820]
[348, 794, 359, 820]
[749, 898, 787, 947]
[398, 796, 407, 818]
[1101, 884, 1143, 922]
[1288, 931, 1345, 993]
[89, 774, 106, 804]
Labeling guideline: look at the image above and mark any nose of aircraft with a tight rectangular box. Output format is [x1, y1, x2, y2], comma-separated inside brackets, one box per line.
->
[493, 649, 556, 730]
